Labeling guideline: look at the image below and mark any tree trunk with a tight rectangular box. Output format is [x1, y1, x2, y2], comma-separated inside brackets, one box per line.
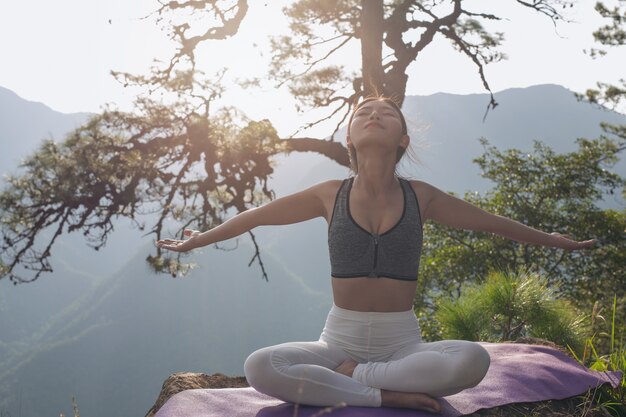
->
[360, 0, 385, 98]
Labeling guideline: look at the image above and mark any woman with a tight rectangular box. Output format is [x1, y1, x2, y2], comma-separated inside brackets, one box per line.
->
[156, 96, 597, 413]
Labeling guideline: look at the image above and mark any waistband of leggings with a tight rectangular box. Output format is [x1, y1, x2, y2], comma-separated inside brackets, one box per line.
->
[329, 303, 417, 322]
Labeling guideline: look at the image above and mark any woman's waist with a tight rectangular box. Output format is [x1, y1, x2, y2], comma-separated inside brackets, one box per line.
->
[320, 305, 423, 347]
[322, 303, 421, 334]
[321, 321, 422, 341]
[328, 302, 417, 321]
[332, 277, 417, 312]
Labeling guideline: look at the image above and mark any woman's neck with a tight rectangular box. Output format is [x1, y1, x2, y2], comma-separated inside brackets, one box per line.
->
[354, 155, 398, 196]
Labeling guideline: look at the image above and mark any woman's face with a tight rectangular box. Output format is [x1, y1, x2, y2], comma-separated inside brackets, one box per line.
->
[347, 100, 407, 151]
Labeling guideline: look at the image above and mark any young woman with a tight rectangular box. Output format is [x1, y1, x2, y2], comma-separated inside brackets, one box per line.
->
[156, 97, 597, 413]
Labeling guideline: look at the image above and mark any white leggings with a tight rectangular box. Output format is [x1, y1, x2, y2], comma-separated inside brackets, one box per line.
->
[244, 304, 491, 407]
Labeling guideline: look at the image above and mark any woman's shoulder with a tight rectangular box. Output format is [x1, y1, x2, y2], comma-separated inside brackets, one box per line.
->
[316, 178, 349, 196]
[317, 178, 350, 188]
[405, 178, 434, 193]
[299, 179, 346, 200]
[303, 179, 349, 221]
[404, 178, 439, 211]
[406, 177, 447, 189]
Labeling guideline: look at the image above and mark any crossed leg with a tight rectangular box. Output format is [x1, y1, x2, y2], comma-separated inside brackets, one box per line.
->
[244, 339, 488, 411]
[244, 340, 382, 407]
[335, 357, 443, 412]
[350, 339, 491, 397]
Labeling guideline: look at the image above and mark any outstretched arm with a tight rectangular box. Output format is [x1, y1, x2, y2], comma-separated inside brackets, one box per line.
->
[417, 181, 597, 250]
[156, 181, 328, 252]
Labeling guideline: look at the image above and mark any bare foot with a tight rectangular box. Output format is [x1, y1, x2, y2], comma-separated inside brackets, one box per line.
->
[381, 389, 442, 413]
[334, 358, 359, 377]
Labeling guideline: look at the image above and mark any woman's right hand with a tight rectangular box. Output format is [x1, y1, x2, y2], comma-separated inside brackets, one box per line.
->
[156, 229, 201, 252]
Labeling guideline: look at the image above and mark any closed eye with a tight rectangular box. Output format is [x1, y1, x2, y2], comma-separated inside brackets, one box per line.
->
[355, 110, 397, 117]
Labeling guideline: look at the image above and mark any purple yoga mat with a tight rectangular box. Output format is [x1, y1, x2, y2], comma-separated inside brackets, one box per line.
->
[153, 342, 623, 417]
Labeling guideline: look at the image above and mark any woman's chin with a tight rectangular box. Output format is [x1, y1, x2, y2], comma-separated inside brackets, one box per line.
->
[353, 141, 396, 152]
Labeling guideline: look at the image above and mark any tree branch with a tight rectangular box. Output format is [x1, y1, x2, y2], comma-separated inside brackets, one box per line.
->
[247, 230, 268, 282]
[439, 26, 499, 122]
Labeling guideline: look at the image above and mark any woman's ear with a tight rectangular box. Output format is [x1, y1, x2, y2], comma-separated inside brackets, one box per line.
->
[400, 134, 410, 149]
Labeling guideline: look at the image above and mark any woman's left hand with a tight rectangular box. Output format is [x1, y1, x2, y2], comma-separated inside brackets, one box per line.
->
[549, 232, 597, 250]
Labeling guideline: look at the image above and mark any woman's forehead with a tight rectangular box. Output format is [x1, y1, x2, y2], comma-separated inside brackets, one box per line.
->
[356, 100, 397, 111]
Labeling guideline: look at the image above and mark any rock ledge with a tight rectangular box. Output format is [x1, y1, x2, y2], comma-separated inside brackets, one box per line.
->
[145, 372, 248, 417]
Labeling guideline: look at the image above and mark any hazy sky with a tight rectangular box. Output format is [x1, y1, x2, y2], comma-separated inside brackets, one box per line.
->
[0, 0, 623, 138]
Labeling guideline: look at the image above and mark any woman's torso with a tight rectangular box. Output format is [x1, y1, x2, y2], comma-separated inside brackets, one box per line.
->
[320, 178, 429, 312]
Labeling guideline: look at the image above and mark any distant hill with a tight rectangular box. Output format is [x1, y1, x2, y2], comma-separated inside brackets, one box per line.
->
[0, 84, 624, 417]
[0, 86, 92, 176]
[399, 84, 626, 197]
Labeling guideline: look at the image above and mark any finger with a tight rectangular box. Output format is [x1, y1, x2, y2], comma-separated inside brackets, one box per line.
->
[571, 240, 597, 250]
[157, 241, 182, 248]
[159, 243, 184, 251]
[158, 239, 180, 244]
[579, 238, 596, 243]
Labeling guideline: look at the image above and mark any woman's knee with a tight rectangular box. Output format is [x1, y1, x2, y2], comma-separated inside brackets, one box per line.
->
[244, 347, 276, 392]
[433, 341, 490, 389]
[461, 342, 490, 386]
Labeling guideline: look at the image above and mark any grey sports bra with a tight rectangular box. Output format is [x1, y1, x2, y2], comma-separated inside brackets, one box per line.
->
[328, 176, 423, 281]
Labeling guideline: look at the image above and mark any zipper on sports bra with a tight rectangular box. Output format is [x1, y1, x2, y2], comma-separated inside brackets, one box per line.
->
[372, 235, 379, 275]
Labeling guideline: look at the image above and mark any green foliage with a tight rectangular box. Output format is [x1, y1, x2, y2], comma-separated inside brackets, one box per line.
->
[415, 136, 626, 351]
[287, 66, 351, 111]
[449, 18, 507, 64]
[0, 100, 286, 283]
[145, 253, 197, 279]
[578, 1, 625, 110]
[434, 269, 588, 356]
[589, 1, 626, 53]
